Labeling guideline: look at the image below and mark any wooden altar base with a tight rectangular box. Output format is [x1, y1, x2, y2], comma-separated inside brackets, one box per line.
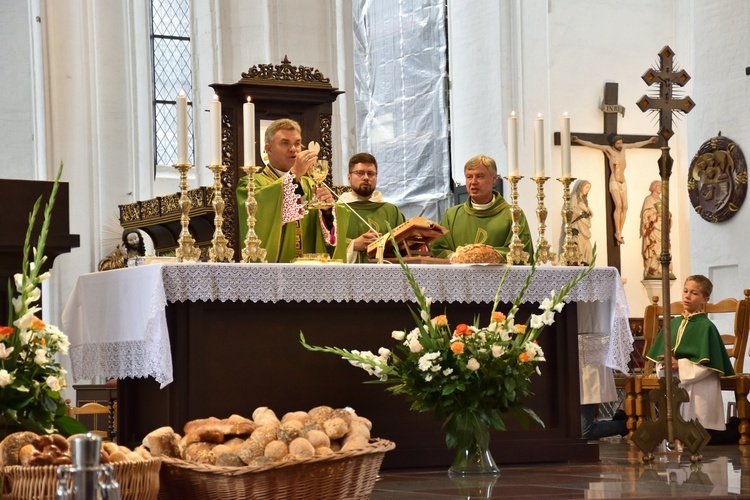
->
[118, 299, 598, 469]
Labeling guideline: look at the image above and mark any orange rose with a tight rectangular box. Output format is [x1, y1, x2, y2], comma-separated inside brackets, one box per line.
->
[451, 342, 465, 354]
[453, 324, 470, 337]
[30, 317, 46, 330]
[514, 324, 527, 334]
[492, 311, 506, 323]
[433, 315, 448, 327]
[0, 326, 14, 338]
[519, 352, 530, 362]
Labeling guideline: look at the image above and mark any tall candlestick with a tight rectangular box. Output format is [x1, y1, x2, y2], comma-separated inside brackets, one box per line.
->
[176, 90, 188, 165]
[508, 111, 519, 177]
[561, 112, 571, 178]
[534, 113, 545, 177]
[210, 94, 222, 166]
[243, 97, 256, 166]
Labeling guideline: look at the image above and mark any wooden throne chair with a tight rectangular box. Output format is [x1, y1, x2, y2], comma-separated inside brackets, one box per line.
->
[622, 289, 750, 444]
[119, 57, 343, 259]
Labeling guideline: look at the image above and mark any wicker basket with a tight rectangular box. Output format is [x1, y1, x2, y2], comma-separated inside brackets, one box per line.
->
[1, 458, 162, 500]
[157, 438, 395, 500]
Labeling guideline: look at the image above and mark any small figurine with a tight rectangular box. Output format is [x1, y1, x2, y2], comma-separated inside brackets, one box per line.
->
[98, 229, 147, 271]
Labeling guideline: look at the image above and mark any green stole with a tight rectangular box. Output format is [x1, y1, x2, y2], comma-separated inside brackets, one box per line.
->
[337, 200, 406, 263]
[646, 312, 735, 375]
[236, 166, 346, 263]
[430, 191, 534, 259]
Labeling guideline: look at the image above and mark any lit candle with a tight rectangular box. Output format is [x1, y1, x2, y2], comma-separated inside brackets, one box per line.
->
[176, 90, 188, 165]
[507, 112, 519, 177]
[561, 112, 571, 178]
[243, 97, 256, 166]
[210, 94, 222, 166]
[534, 113, 545, 177]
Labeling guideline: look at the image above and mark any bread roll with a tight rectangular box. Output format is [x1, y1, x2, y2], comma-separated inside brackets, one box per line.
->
[450, 244, 503, 264]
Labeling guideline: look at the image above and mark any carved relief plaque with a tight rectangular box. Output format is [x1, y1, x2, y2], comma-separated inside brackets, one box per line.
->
[688, 134, 747, 223]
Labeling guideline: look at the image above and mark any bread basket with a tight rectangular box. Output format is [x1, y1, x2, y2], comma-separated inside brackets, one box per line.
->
[157, 438, 395, 500]
[1, 458, 162, 500]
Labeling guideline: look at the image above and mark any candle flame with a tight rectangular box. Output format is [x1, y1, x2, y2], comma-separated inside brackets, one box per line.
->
[537, 113, 542, 118]
[178, 89, 186, 98]
[563, 111, 569, 117]
[510, 111, 516, 117]
[247, 96, 252, 103]
[213, 94, 219, 102]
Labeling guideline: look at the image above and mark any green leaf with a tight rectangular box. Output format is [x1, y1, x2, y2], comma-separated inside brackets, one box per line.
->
[54, 415, 88, 437]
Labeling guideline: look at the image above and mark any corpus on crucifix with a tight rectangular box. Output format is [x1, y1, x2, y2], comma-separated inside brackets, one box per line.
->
[554, 82, 659, 270]
[572, 133, 658, 246]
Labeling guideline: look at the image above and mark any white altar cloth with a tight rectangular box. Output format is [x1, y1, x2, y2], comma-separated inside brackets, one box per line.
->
[62, 263, 632, 389]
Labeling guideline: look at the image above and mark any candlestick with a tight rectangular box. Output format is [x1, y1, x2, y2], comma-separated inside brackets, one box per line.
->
[207, 163, 234, 263]
[534, 114, 545, 177]
[503, 175, 530, 265]
[508, 112, 519, 177]
[173, 162, 201, 262]
[210, 94, 222, 166]
[531, 175, 556, 264]
[243, 97, 256, 166]
[557, 176, 585, 266]
[561, 113, 571, 178]
[176, 90, 188, 165]
[241, 166, 267, 263]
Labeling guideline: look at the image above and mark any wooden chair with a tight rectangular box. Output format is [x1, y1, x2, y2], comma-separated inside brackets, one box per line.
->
[623, 289, 750, 443]
[66, 399, 117, 441]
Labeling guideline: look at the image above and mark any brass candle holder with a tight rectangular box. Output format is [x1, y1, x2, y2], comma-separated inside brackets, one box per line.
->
[532, 176, 556, 264]
[557, 177, 585, 266]
[173, 163, 201, 262]
[241, 165, 267, 263]
[207, 164, 234, 262]
[504, 175, 529, 265]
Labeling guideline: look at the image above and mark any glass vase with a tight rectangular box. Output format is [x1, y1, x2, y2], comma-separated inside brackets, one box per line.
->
[448, 432, 500, 477]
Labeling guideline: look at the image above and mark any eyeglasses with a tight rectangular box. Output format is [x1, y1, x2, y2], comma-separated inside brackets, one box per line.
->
[351, 170, 378, 178]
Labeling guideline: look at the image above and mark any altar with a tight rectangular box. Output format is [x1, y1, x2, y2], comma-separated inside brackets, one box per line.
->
[62, 263, 632, 468]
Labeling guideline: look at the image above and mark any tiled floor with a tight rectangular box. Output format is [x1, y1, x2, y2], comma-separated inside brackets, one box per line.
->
[371, 437, 750, 498]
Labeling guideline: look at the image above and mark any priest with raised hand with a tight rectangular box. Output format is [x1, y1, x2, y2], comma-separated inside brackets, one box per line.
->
[337, 152, 406, 263]
[430, 154, 533, 260]
[236, 118, 346, 263]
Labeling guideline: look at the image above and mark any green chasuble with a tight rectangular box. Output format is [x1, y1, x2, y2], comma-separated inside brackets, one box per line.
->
[236, 166, 347, 263]
[337, 194, 406, 263]
[430, 191, 534, 259]
[646, 313, 735, 376]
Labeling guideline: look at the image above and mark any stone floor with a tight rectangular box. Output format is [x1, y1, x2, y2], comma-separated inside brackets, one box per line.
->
[370, 437, 750, 499]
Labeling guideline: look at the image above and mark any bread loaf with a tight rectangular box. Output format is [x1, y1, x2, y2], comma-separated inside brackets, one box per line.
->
[450, 244, 503, 264]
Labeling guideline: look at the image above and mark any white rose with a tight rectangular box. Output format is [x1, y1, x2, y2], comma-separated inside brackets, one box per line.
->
[391, 330, 406, 341]
[46, 375, 61, 392]
[466, 358, 480, 371]
[0, 369, 13, 388]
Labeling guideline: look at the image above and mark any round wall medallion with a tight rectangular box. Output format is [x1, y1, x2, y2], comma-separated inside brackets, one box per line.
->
[688, 134, 748, 223]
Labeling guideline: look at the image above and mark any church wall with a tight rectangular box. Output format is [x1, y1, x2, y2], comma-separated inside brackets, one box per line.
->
[0, 2, 37, 180]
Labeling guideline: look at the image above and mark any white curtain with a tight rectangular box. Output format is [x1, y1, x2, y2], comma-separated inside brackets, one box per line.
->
[353, 0, 452, 221]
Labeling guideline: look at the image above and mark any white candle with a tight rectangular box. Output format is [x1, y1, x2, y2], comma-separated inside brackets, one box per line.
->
[507, 112, 519, 177]
[243, 97, 256, 166]
[534, 113, 545, 177]
[561, 112, 571, 178]
[176, 90, 188, 165]
[210, 94, 222, 166]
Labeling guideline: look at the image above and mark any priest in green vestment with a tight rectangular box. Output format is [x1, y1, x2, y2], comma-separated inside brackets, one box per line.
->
[646, 275, 735, 431]
[336, 153, 406, 263]
[236, 119, 346, 263]
[431, 155, 533, 260]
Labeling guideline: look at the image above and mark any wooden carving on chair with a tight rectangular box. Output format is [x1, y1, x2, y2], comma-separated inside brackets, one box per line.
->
[119, 57, 343, 259]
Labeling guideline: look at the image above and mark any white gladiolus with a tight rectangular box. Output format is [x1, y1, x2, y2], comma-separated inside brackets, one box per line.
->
[392, 330, 406, 341]
[0, 369, 13, 387]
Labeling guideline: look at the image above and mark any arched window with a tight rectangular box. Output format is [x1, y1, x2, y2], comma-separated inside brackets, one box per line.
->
[151, 0, 192, 170]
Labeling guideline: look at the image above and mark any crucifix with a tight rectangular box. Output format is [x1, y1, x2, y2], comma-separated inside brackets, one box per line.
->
[629, 46, 701, 462]
[554, 82, 660, 271]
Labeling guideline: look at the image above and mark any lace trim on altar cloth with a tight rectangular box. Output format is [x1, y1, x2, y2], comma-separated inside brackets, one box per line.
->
[159, 264, 633, 373]
[281, 172, 305, 224]
[70, 339, 173, 388]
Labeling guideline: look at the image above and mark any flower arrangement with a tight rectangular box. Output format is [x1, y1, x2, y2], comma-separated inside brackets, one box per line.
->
[0, 164, 86, 436]
[301, 243, 594, 472]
